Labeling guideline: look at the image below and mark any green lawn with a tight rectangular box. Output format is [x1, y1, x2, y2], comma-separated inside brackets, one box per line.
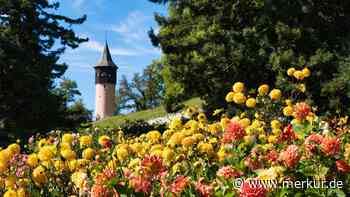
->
[93, 97, 203, 128]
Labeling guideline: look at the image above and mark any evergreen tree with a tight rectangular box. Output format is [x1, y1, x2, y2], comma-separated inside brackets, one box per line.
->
[0, 0, 87, 141]
[149, 0, 350, 115]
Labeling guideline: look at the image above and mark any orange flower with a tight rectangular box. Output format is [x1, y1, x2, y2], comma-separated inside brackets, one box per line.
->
[170, 176, 190, 195]
[141, 155, 167, 179]
[216, 166, 243, 179]
[240, 178, 267, 197]
[129, 175, 152, 194]
[321, 137, 340, 156]
[194, 178, 213, 197]
[293, 102, 311, 120]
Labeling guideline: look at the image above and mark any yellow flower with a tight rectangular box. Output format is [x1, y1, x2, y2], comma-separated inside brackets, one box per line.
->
[32, 166, 47, 186]
[302, 67, 311, 78]
[62, 133, 74, 144]
[3, 189, 17, 197]
[271, 120, 281, 129]
[76, 159, 88, 169]
[285, 99, 292, 106]
[272, 128, 282, 135]
[239, 118, 251, 128]
[198, 143, 214, 155]
[193, 133, 204, 141]
[82, 148, 95, 160]
[297, 83, 306, 92]
[258, 134, 267, 142]
[208, 123, 221, 135]
[283, 106, 293, 116]
[182, 136, 195, 148]
[217, 146, 226, 162]
[233, 82, 245, 93]
[5, 176, 16, 189]
[162, 148, 174, 163]
[244, 135, 255, 145]
[116, 147, 129, 162]
[220, 117, 231, 129]
[71, 171, 87, 189]
[0, 149, 12, 164]
[225, 92, 235, 102]
[169, 118, 182, 130]
[7, 144, 20, 155]
[60, 142, 71, 150]
[128, 158, 141, 169]
[54, 160, 65, 171]
[233, 92, 246, 104]
[130, 143, 143, 155]
[147, 130, 161, 143]
[79, 135, 92, 147]
[68, 160, 77, 171]
[293, 70, 304, 80]
[245, 98, 256, 108]
[258, 84, 269, 95]
[0, 161, 7, 173]
[268, 135, 278, 143]
[287, 67, 296, 76]
[98, 135, 111, 146]
[168, 132, 185, 147]
[27, 154, 39, 167]
[38, 146, 55, 161]
[269, 89, 282, 100]
[17, 188, 26, 197]
[60, 149, 76, 161]
[197, 113, 207, 122]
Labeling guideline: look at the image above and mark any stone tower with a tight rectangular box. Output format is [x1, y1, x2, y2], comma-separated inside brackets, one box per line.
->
[94, 42, 118, 120]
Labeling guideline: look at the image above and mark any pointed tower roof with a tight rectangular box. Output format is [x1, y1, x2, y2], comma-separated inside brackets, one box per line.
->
[95, 42, 118, 68]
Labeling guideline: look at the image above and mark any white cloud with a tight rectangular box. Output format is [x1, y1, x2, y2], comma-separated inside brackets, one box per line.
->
[81, 40, 160, 56]
[72, 0, 86, 8]
[111, 11, 152, 42]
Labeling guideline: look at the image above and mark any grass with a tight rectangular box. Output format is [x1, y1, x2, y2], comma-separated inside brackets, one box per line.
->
[93, 97, 203, 128]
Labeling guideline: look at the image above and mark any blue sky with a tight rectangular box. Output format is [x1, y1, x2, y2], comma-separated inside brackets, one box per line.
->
[56, 0, 167, 113]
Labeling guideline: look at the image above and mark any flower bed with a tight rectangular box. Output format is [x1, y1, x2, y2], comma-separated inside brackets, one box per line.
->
[1, 68, 350, 196]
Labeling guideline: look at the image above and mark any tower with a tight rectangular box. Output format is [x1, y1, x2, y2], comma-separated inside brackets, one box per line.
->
[94, 42, 118, 120]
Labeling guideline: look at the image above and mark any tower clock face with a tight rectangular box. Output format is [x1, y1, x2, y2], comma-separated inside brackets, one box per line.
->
[95, 67, 117, 84]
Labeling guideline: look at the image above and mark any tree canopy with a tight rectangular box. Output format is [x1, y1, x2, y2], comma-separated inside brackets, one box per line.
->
[149, 0, 350, 114]
[0, 0, 88, 142]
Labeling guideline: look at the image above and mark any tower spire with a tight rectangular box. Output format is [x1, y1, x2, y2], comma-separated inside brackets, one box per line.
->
[95, 41, 117, 68]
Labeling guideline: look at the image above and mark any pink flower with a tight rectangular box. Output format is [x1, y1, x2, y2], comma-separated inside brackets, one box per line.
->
[129, 175, 152, 194]
[170, 176, 190, 196]
[279, 145, 300, 168]
[240, 179, 267, 197]
[266, 150, 279, 164]
[223, 121, 246, 143]
[91, 184, 119, 197]
[194, 178, 213, 197]
[216, 166, 243, 179]
[321, 137, 340, 156]
[336, 160, 350, 173]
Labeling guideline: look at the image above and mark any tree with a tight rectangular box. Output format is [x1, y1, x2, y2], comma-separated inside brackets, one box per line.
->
[149, 0, 350, 115]
[117, 60, 164, 112]
[0, 0, 87, 141]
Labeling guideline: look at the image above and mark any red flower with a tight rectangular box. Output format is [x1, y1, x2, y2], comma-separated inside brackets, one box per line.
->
[216, 166, 243, 179]
[293, 102, 311, 120]
[279, 124, 296, 142]
[141, 155, 167, 179]
[304, 134, 323, 155]
[129, 175, 152, 194]
[321, 137, 340, 156]
[279, 145, 300, 168]
[223, 121, 246, 143]
[240, 179, 267, 197]
[170, 176, 190, 195]
[194, 178, 213, 197]
[336, 160, 350, 173]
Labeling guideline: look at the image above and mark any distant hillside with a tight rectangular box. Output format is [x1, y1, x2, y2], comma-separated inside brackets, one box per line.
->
[93, 97, 203, 128]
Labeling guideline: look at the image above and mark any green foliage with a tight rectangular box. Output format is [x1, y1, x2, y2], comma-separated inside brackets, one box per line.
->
[0, 0, 87, 143]
[149, 0, 350, 115]
[117, 60, 164, 112]
[119, 119, 167, 137]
